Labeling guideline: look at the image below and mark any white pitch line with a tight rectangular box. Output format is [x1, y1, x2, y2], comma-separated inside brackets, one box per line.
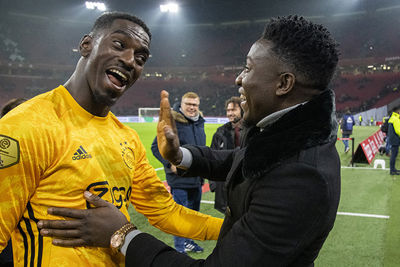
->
[201, 200, 389, 219]
[341, 166, 388, 170]
[155, 167, 164, 171]
[337, 212, 389, 219]
[200, 200, 215, 204]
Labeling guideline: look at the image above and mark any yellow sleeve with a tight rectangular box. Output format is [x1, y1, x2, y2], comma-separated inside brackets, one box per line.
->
[0, 111, 49, 251]
[129, 133, 223, 241]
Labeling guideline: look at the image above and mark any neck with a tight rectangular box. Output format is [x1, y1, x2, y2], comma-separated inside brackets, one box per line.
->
[64, 62, 109, 117]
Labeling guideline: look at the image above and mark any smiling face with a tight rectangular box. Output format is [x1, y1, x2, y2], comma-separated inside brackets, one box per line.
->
[181, 96, 200, 118]
[81, 19, 150, 112]
[226, 102, 242, 123]
[236, 39, 284, 125]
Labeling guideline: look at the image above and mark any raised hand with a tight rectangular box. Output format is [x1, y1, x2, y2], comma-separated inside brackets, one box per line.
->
[37, 191, 128, 247]
[157, 90, 182, 165]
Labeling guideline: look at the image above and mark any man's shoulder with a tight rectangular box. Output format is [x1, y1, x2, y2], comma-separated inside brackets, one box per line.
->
[1, 89, 60, 123]
[217, 122, 232, 131]
[389, 112, 400, 123]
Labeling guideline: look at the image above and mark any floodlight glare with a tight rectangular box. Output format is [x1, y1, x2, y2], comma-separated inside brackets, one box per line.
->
[160, 3, 179, 13]
[85, 1, 107, 11]
[85, 2, 95, 9]
[97, 3, 106, 11]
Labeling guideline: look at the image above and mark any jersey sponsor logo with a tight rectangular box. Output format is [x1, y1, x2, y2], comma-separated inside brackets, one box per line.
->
[86, 181, 132, 209]
[0, 135, 20, 168]
[120, 141, 134, 169]
[72, 145, 92, 160]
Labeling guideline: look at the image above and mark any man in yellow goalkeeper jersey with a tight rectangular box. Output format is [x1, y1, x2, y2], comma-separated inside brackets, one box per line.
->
[0, 12, 222, 267]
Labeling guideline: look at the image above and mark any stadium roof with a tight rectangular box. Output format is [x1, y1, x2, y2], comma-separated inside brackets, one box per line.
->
[1, 0, 400, 26]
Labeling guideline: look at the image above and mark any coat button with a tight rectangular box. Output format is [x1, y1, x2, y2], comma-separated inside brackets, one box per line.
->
[226, 206, 231, 217]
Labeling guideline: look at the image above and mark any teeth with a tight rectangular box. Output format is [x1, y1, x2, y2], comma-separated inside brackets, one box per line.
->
[109, 69, 127, 82]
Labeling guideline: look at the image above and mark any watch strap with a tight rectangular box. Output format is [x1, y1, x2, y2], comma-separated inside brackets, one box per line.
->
[110, 223, 137, 251]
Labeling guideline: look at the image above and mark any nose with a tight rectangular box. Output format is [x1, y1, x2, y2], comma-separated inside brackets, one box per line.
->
[235, 72, 243, 86]
[120, 49, 135, 70]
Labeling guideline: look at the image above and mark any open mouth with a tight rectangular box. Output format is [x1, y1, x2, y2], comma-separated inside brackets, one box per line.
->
[238, 87, 246, 104]
[106, 68, 128, 88]
[240, 94, 246, 104]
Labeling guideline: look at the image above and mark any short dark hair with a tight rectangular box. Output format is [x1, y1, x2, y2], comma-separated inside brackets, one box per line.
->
[225, 96, 242, 110]
[91, 11, 151, 41]
[262, 15, 339, 90]
[1, 98, 26, 117]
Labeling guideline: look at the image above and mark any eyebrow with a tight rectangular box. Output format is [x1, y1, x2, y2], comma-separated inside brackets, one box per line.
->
[111, 29, 150, 55]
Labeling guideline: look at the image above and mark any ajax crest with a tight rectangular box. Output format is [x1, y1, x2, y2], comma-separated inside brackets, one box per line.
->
[121, 141, 134, 169]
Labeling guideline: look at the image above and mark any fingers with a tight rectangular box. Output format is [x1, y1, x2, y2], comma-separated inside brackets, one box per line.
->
[83, 191, 113, 208]
[38, 219, 81, 229]
[160, 90, 169, 99]
[159, 91, 172, 125]
[160, 90, 170, 112]
[47, 207, 87, 219]
[163, 125, 174, 139]
[159, 90, 177, 134]
[40, 228, 81, 238]
[52, 238, 87, 247]
[159, 90, 170, 114]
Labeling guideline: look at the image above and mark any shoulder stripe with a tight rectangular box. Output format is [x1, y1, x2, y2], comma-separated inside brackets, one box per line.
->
[17, 221, 28, 267]
[27, 202, 43, 267]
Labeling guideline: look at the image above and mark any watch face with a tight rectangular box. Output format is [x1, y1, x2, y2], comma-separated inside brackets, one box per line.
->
[111, 234, 124, 249]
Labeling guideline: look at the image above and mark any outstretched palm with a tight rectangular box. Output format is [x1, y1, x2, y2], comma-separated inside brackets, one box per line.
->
[157, 90, 182, 165]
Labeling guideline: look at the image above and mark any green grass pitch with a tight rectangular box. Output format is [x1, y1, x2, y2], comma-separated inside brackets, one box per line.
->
[126, 123, 400, 265]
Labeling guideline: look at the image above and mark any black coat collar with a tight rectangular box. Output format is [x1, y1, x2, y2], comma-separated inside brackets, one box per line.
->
[242, 89, 338, 179]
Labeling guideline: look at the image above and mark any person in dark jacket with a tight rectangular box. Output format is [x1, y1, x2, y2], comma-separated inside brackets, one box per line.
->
[209, 96, 242, 213]
[37, 15, 341, 267]
[151, 92, 206, 254]
[340, 109, 355, 153]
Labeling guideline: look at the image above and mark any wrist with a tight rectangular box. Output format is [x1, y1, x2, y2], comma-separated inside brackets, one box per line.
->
[110, 223, 137, 252]
[120, 229, 142, 256]
[173, 148, 183, 165]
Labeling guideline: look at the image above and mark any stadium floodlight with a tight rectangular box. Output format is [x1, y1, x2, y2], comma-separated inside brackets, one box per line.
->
[160, 2, 179, 13]
[85, 1, 107, 11]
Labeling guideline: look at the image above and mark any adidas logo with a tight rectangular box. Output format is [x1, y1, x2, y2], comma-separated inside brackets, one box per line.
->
[72, 146, 92, 160]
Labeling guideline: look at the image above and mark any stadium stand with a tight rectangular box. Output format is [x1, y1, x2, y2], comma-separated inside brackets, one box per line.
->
[1, 9, 400, 116]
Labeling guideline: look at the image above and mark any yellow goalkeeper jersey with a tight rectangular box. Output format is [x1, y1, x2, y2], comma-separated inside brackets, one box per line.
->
[0, 86, 223, 267]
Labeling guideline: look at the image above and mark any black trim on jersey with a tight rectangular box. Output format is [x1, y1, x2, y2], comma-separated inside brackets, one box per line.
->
[23, 217, 35, 267]
[17, 222, 28, 267]
[27, 202, 43, 267]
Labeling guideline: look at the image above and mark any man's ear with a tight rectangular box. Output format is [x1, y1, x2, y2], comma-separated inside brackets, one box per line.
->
[276, 72, 295, 96]
[79, 35, 93, 57]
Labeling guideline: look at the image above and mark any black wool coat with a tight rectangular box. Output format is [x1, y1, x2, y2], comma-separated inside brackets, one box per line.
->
[126, 89, 341, 267]
[209, 121, 238, 213]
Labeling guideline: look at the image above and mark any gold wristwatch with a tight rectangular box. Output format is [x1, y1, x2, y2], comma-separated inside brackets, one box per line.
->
[110, 223, 137, 251]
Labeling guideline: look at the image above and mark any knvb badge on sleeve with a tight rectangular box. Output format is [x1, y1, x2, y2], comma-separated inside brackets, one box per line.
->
[0, 135, 20, 168]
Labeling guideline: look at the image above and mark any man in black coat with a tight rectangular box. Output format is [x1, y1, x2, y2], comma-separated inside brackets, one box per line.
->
[37, 15, 341, 267]
[209, 96, 243, 213]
